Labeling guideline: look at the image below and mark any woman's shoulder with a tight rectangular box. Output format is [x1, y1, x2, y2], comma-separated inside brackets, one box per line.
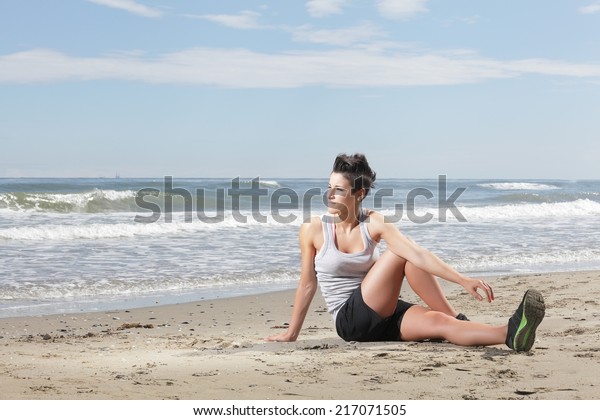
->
[300, 216, 323, 235]
[362, 209, 385, 223]
[360, 209, 389, 238]
[299, 216, 323, 251]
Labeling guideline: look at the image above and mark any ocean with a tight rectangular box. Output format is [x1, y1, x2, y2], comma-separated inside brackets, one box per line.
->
[1, 177, 599, 318]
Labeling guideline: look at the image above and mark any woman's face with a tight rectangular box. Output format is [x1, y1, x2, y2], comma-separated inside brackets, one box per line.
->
[327, 172, 362, 216]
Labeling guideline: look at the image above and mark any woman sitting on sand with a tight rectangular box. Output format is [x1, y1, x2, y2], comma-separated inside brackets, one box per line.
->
[266, 153, 545, 351]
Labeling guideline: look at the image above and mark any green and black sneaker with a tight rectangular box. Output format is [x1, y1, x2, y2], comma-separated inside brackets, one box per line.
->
[506, 289, 545, 352]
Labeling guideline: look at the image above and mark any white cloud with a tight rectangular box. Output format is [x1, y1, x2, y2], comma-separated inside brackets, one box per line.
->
[86, 0, 163, 18]
[291, 23, 386, 47]
[306, 0, 347, 18]
[185, 11, 263, 30]
[376, 0, 428, 20]
[579, 2, 600, 14]
[501, 59, 600, 77]
[459, 15, 480, 25]
[1, 48, 600, 88]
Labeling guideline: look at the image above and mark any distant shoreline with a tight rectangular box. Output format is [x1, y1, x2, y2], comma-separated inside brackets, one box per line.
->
[0, 267, 596, 319]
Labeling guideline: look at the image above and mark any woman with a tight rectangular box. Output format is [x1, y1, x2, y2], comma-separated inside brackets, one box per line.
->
[266, 153, 545, 351]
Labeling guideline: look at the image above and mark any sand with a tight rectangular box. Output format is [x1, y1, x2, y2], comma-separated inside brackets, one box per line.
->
[1, 270, 599, 400]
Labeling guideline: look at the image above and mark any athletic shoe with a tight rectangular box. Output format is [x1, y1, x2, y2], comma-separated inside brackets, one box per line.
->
[456, 313, 470, 321]
[506, 289, 545, 352]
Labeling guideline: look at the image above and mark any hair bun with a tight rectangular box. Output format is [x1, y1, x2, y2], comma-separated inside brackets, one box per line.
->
[332, 153, 376, 195]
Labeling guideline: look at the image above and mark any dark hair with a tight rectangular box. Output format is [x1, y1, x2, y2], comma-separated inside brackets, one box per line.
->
[332, 153, 376, 196]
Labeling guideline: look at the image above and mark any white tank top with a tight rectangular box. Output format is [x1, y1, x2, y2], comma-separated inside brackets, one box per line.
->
[314, 213, 380, 322]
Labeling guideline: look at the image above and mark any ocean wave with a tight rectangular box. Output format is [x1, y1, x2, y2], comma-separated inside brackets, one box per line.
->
[492, 192, 595, 204]
[378, 199, 600, 221]
[3, 198, 599, 240]
[0, 212, 305, 241]
[0, 190, 137, 213]
[453, 248, 600, 273]
[477, 182, 560, 191]
[460, 199, 600, 220]
[0, 183, 287, 214]
[237, 179, 282, 188]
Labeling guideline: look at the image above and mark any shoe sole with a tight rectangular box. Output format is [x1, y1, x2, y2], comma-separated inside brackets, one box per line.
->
[513, 289, 545, 352]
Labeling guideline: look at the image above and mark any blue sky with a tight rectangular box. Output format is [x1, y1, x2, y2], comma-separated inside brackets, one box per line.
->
[1, 0, 599, 178]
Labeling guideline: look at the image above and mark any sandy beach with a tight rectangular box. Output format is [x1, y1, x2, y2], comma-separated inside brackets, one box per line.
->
[1, 270, 599, 400]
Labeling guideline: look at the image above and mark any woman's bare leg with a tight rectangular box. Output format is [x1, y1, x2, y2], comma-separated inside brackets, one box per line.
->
[360, 250, 407, 318]
[404, 261, 459, 317]
[361, 250, 462, 319]
[361, 251, 508, 346]
[400, 306, 506, 346]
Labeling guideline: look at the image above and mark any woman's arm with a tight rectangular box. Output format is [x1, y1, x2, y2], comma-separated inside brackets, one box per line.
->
[265, 220, 318, 342]
[370, 212, 494, 303]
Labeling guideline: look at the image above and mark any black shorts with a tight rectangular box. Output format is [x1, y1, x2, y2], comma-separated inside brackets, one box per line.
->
[335, 286, 415, 342]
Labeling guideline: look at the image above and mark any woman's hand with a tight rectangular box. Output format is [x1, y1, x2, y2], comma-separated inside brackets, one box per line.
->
[461, 277, 494, 303]
[264, 331, 297, 342]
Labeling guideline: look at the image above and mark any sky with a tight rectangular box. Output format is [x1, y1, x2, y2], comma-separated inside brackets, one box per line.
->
[0, 0, 599, 179]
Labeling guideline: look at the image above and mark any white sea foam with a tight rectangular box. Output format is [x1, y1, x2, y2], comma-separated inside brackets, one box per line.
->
[379, 199, 600, 222]
[237, 179, 282, 188]
[477, 182, 560, 191]
[460, 199, 600, 220]
[0, 211, 306, 241]
[259, 180, 282, 188]
[453, 248, 600, 273]
[0, 271, 300, 302]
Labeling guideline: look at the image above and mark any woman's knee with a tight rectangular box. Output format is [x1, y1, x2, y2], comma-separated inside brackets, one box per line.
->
[427, 311, 454, 329]
[404, 260, 423, 277]
[401, 308, 454, 341]
[379, 250, 407, 270]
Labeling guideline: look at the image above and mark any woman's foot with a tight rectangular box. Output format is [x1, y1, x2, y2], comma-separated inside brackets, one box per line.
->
[506, 289, 545, 352]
